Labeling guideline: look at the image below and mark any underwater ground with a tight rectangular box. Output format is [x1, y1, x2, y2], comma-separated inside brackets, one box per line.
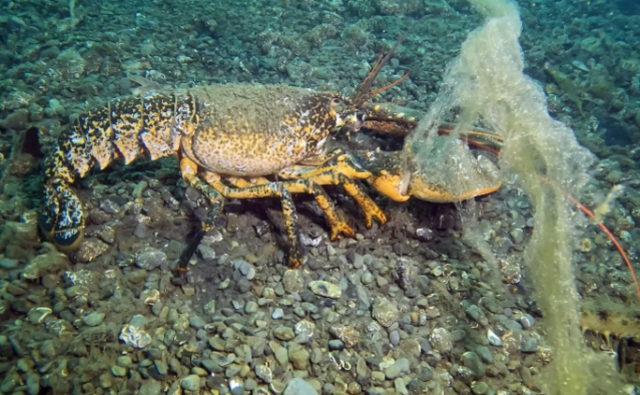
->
[1, 0, 640, 394]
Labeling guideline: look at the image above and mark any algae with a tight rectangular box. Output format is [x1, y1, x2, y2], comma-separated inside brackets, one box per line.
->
[408, 0, 625, 393]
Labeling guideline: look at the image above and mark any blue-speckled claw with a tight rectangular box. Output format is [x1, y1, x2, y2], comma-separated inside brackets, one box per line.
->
[40, 180, 85, 251]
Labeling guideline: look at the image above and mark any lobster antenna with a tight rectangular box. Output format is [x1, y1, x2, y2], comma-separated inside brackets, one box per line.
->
[353, 37, 406, 106]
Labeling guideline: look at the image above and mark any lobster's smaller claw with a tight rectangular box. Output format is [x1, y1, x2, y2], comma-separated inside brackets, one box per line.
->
[40, 180, 85, 251]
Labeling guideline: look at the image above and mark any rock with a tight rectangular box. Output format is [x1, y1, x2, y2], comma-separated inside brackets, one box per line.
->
[384, 358, 409, 380]
[461, 352, 486, 378]
[283, 269, 304, 293]
[395, 378, 409, 395]
[0, 108, 29, 130]
[26, 373, 40, 395]
[274, 326, 295, 341]
[181, 375, 200, 391]
[139, 379, 162, 395]
[189, 315, 206, 329]
[204, 300, 216, 316]
[476, 345, 493, 363]
[487, 329, 503, 347]
[82, 312, 105, 327]
[419, 366, 434, 381]
[329, 325, 360, 347]
[283, 378, 319, 395]
[116, 356, 132, 367]
[272, 308, 284, 320]
[120, 324, 152, 349]
[430, 327, 453, 353]
[201, 359, 223, 374]
[75, 238, 110, 263]
[328, 340, 344, 351]
[0, 258, 18, 269]
[289, 347, 310, 370]
[23, 252, 71, 280]
[40, 340, 56, 358]
[197, 244, 216, 261]
[135, 247, 167, 271]
[27, 307, 51, 324]
[0, 370, 20, 393]
[275, 347, 289, 366]
[471, 381, 489, 395]
[111, 366, 127, 377]
[245, 301, 258, 314]
[389, 330, 400, 346]
[520, 337, 539, 353]
[308, 280, 341, 299]
[372, 297, 398, 328]
[255, 364, 273, 383]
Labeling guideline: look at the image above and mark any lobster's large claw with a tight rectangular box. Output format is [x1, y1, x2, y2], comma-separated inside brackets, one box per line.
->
[40, 179, 85, 251]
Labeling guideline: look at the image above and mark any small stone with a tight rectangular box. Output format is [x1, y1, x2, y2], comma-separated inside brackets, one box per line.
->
[372, 297, 398, 328]
[40, 340, 56, 358]
[26, 373, 40, 395]
[430, 327, 453, 353]
[1, 370, 20, 393]
[27, 307, 52, 324]
[0, 258, 18, 269]
[283, 269, 304, 293]
[419, 366, 434, 381]
[201, 359, 223, 374]
[139, 379, 162, 395]
[521, 337, 539, 353]
[272, 308, 284, 320]
[116, 356, 132, 367]
[389, 330, 400, 346]
[487, 329, 503, 347]
[384, 358, 409, 380]
[238, 261, 256, 280]
[274, 326, 295, 341]
[308, 280, 341, 299]
[255, 364, 273, 383]
[135, 247, 167, 271]
[462, 352, 486, 378]
[189, 315, 206, 329]
[476, 345, 493, 363]
[471, 381, 489, 395]
[111, 366, 127, 377]
[283, 378, 319, 395]
[154, 360, 168, 375]
[289, 347, 310, 370]
[204, 300, 216, 315]
[245, 301, 258, 314]
[371, 371, 385, 382]
[394, 378, 409, 395]
[328, 339, 344, 351]
[361, 272, 374, 285]
[197, 244, 216, 261]
[180, 375, 201, 391]
[82, 312, 105, 327]
[275, 347, 289, 366]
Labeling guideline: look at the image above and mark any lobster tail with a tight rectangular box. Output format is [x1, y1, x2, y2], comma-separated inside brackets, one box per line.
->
[40, 92, 197, 251]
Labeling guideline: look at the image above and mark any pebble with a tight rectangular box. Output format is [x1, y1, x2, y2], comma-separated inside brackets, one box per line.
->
[471, 381, 489, 395]
[461, 351, 486, 378]
[245, 301, 258, 314]
[372, 297, 398, 328]
[40, 340, 56, 358]
[521, 337, 539, 353]
[181, 375, 201, 391]
[429, 327, 453, 353]
[272, 308, 284, 319]
[0, 258, 18, 269]
[154, 360, 168, 375]
[395, 378, 409, 395]
[487, 329, 503, 347]
[476, 345, 493, 363]
[255, 364, 273, 383]
[135, 247, 167, 271]
[275, 347, 289, 366]
[0, 370, 19, 393]
[197, 245, 216, 261]
[289, 347, 310, 370]
[283, 269, 304, 293]
[116, 356, 132, 367]
[419, 366, 434, 381]
[361, 272, 374, 285]
[389, 330, 400, 346]
[308, 280, 341, 299]
[189, 315, 206, 329]
[111, 366, 127, 377]
[26, 373, 40, 395]
[328, 339, 344, 350]
[274, 326, 295, 341]
[384, 358, 409, 380]
[82, 312, 105, 327]
[139, 379, 162, 395]
[283, 378, 319, 395]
